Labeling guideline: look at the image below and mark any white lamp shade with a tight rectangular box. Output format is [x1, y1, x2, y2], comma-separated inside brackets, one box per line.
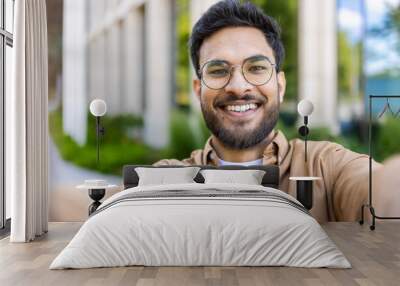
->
[297, 99, 314, 117]
[89, 99, 107, 117]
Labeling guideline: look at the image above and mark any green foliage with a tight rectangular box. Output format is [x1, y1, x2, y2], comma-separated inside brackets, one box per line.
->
[49, 110, 160, 175]
[176, 0, 191, 106]
[164, 110, 210, 160]
[381, 3, 400, 50]
[86, 112, 143, 145]
[276, 116, 369, 157]
[338, 31, 353, 98]
[198, 113, 212, 144]
[374, 116, 400, 161]
[337, 31, 363, 100]
[167, 110, 198, 159]
[277, 120, 342, 143]
[50, 108, 211, 175]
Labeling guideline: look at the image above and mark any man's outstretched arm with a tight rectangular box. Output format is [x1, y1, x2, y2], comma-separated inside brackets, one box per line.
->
[372, 155, 400, 217]
[331, 146, 400, 221]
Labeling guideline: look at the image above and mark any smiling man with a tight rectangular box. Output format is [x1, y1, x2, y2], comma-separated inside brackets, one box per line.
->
[154, 0, 400, 222]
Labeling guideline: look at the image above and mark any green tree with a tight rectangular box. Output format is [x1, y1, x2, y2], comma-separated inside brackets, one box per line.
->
[369, 3, 400, 58]
[338, 31, 352, 98]
[385, 3, 400, 49]
[176, 0, 191, 107]
[338, 31, 362, 100]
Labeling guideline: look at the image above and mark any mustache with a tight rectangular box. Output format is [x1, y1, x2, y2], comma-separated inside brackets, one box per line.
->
[213, 94, 267, 107]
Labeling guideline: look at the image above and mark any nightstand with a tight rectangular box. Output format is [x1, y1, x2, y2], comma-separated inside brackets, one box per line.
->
[289, 176, 321, 210]
[76, 180, 118, 215]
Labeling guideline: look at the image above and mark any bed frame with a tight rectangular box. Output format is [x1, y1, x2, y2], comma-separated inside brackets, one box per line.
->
[122, 165, 280, 190]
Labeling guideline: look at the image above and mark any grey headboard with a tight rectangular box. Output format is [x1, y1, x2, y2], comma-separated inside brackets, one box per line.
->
[122, 165, 280, 190]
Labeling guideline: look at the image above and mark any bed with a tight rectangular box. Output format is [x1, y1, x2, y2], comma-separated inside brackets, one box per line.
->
[50, 165, 350, 269]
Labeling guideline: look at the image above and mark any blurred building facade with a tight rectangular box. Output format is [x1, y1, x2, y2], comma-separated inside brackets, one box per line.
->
[62, 0, 339, 148]
[63, 0, 221, 148]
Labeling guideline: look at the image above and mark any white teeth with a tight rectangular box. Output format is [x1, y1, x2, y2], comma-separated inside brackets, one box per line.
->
[225, 103, 258, 113]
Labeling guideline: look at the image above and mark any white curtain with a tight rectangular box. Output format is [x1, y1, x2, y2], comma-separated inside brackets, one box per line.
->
[6, 0, 49, 242]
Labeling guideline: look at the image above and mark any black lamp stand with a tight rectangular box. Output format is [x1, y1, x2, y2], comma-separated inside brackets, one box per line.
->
[95, 116, 105, 165]
[88, 188, 106, 215]
[298, 116, 309, 162]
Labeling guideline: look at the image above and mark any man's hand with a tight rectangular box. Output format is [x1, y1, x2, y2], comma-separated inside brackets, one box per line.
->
[373, 155, 400, 217]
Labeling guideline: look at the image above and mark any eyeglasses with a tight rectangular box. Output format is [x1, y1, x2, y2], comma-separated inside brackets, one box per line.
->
[199, 55, 276, 90]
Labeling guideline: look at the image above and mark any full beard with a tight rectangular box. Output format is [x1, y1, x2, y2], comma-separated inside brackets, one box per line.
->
[200, 95, 280, 150]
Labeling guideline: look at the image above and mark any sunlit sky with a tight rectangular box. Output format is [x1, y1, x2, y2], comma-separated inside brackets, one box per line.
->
[338, 0, 400, 76]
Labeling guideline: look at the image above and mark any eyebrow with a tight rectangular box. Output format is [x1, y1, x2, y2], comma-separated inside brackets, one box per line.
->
[206, 59, 229, 66]
[246, 54, 270, 62]
[203, 54, 271, 66]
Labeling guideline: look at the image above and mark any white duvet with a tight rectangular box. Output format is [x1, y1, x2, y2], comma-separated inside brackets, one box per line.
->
[50, 183, 351, 269]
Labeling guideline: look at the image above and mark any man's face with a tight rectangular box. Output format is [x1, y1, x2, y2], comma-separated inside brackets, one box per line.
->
[193, 27, 286, 149]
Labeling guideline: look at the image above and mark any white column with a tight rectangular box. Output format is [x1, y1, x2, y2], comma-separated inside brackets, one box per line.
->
[298, 0, 338, 133]
[62, 0, 88, 145]
[189, 0, 220, 111]
[106, 24, 122, 116]
[88, 39, 96, 102]
[122, 7, 144, 115]
[89, 35, 106, 102]
[143, 0, 173, 148]
[89, 0, 105, 31]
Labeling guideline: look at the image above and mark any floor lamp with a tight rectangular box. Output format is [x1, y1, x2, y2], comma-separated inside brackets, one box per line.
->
[89, 99, 107, 165]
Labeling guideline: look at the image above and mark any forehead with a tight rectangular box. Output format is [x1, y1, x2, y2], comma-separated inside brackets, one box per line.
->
[199, 26, 275, 66]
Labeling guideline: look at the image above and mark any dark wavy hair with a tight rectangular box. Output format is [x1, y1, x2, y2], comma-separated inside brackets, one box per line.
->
[189, 0, 285, 78]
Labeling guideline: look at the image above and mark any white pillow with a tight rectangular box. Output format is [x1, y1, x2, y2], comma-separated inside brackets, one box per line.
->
[136, 167, 201, 186]
[200, 169, 266, 185]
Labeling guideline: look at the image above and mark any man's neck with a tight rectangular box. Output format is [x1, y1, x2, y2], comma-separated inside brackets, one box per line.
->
[211, 131, 276, 163]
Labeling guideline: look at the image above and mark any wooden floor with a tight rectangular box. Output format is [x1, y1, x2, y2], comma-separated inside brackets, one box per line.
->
[1, 222, 400, 286]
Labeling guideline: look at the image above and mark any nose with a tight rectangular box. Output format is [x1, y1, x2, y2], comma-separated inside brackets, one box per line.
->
[224, 66, 253, 95]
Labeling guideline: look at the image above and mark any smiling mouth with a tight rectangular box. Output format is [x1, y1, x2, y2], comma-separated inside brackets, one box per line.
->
[217, 101, 263, 118]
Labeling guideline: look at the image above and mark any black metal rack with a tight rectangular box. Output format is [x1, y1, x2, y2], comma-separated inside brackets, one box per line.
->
[359, 95, 400, 230]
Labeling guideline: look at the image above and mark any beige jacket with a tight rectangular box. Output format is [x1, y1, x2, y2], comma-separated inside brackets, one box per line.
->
[154, 130, 381, 222]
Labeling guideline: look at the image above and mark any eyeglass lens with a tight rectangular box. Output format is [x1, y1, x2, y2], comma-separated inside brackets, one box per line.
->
[201, 56, 274, 89]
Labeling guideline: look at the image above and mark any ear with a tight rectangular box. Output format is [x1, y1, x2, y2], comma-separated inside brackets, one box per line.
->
[277, 71, 286, 104]
[193, 77, 202, 100]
